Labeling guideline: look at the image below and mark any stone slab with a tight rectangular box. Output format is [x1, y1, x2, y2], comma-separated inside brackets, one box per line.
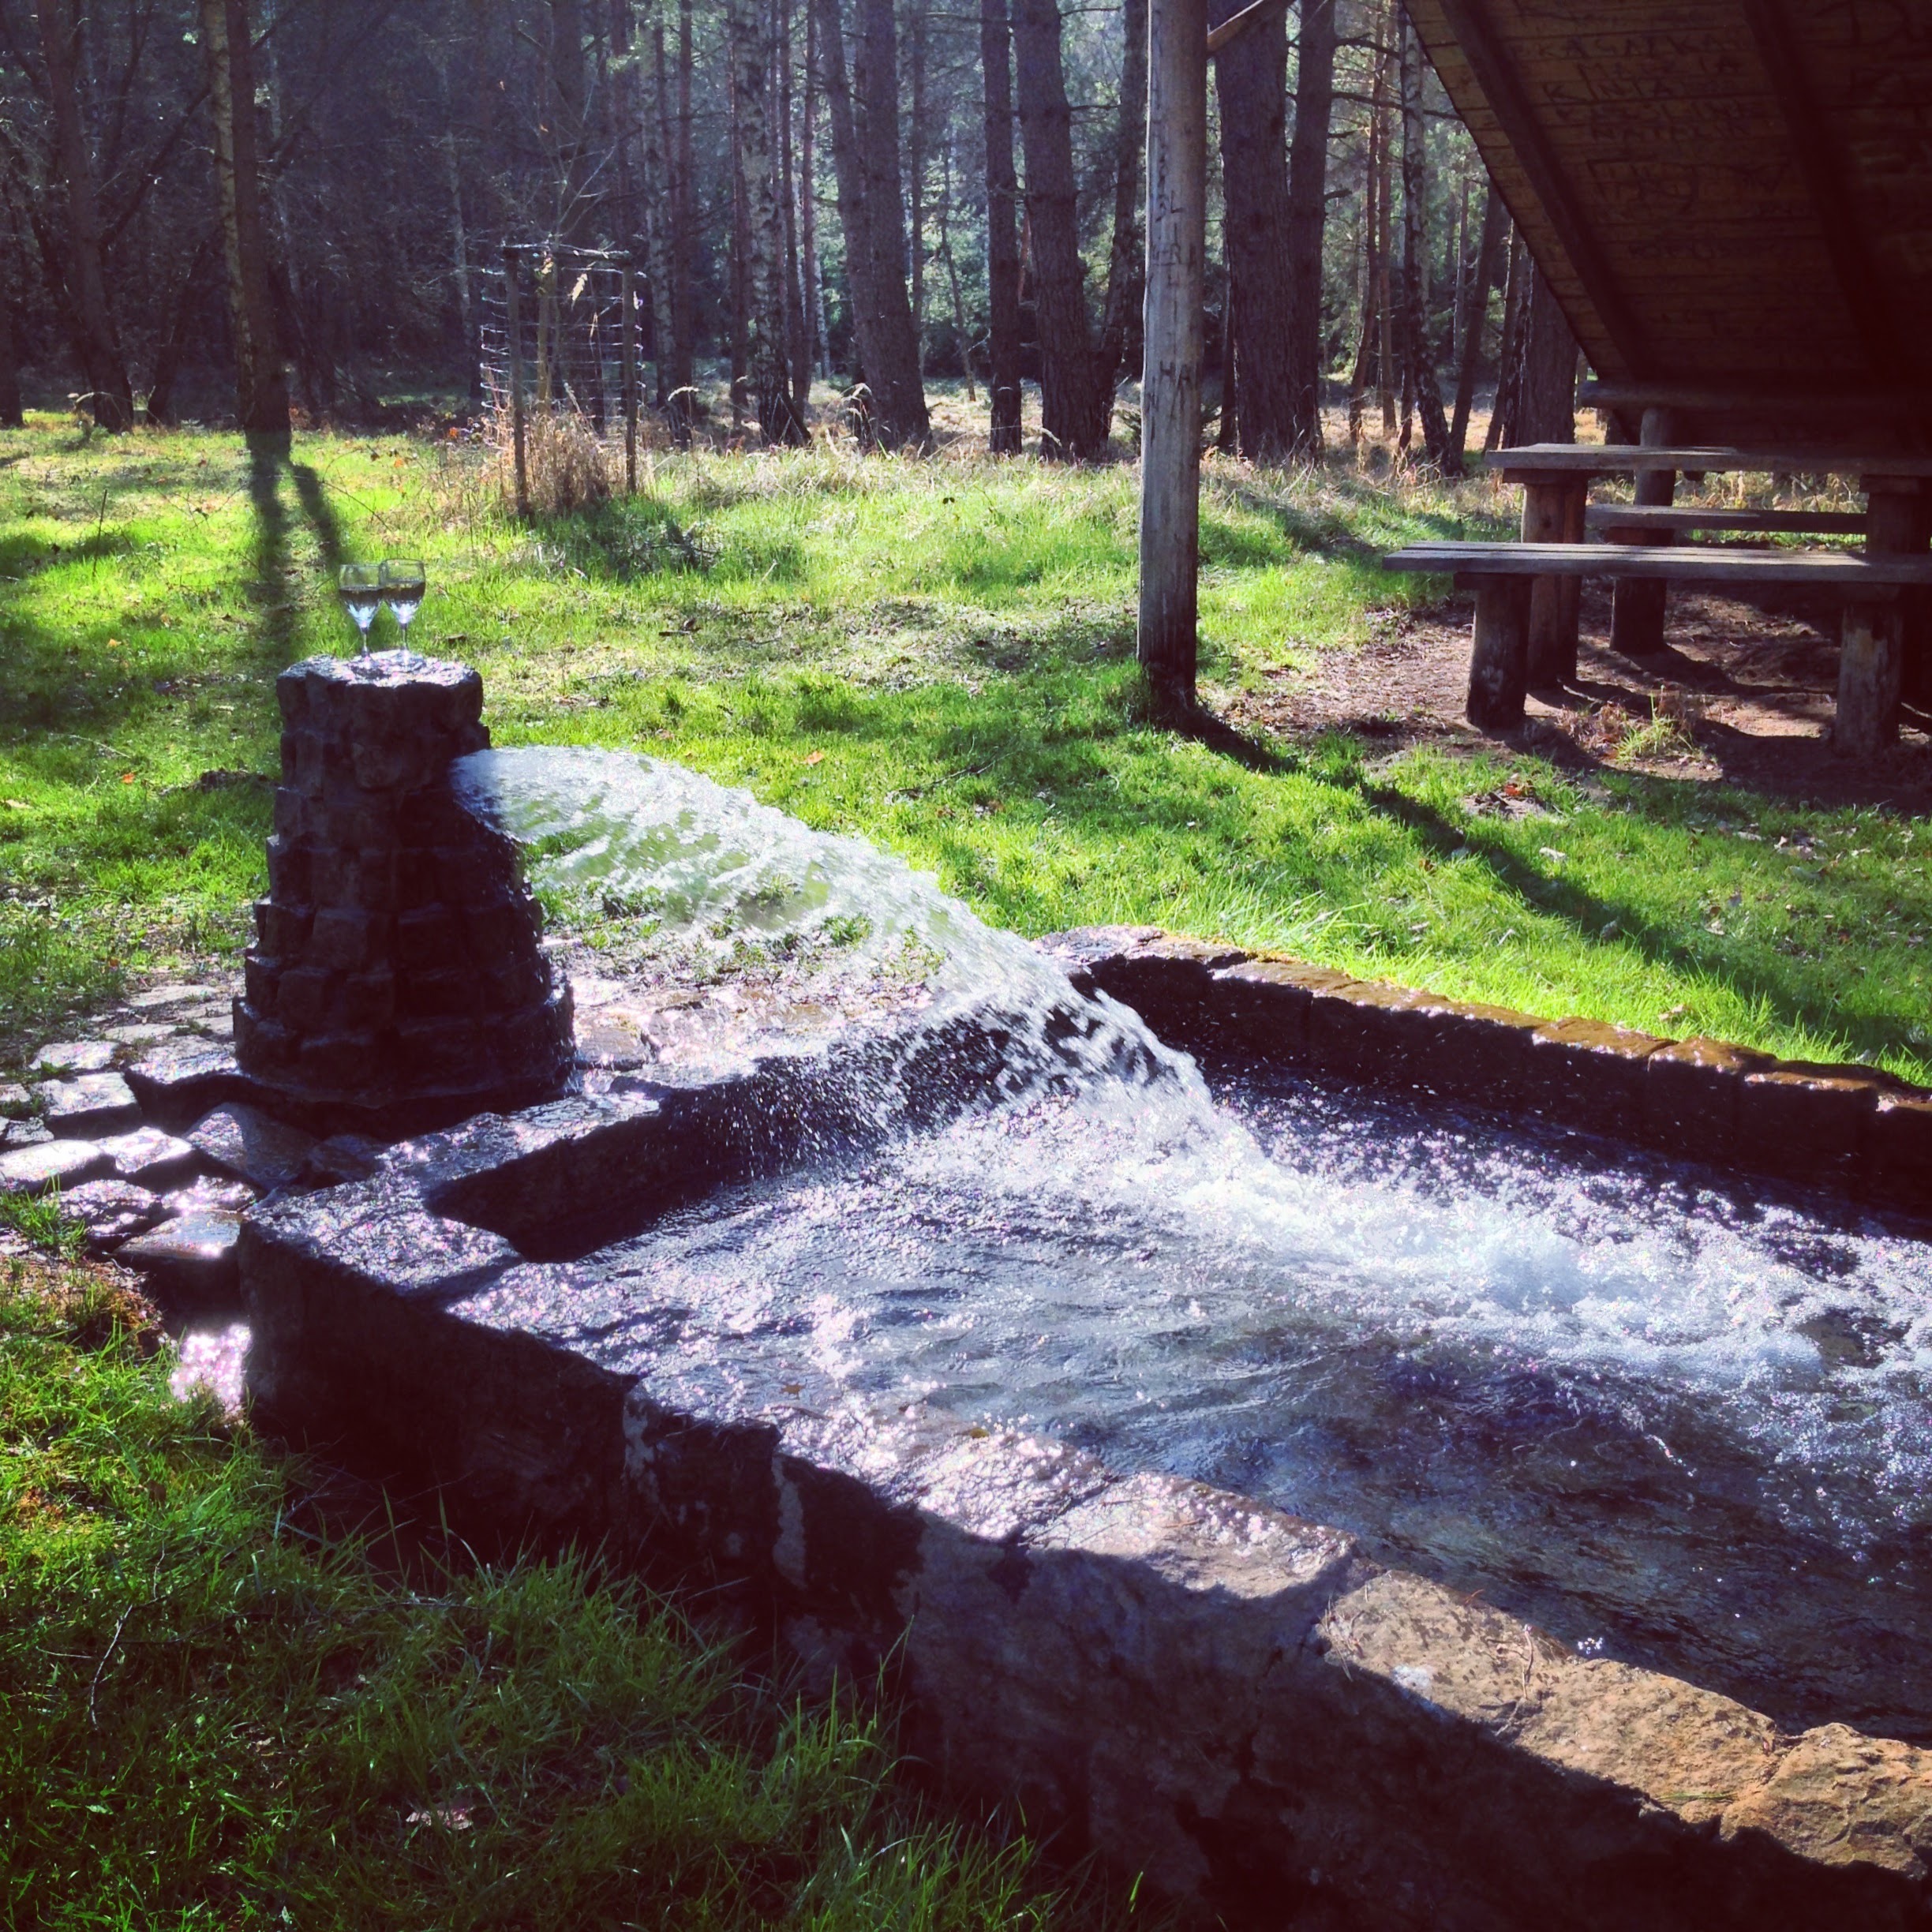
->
[1, 1118, 52, 1151]
[59, 1178, 167, 1249]
[96, 1125, 200, 1189]
[119, 1211, 242, 1309]
[0, 1082, 30, 1117]
[32, 1039, 115, 1075]
[188, 1103, 316, 1191]
[123, 1039, 257, 1132]
[0, 1137, 109, 1193]
[101, 1023, 175, 1047]
[34, 1072, 140, 1138]
[163, 1175, 258, 1217]
[123, 983, 219, 1011]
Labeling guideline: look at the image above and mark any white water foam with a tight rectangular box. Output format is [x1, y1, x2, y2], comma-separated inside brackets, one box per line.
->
[459, 747, 1932, 1724]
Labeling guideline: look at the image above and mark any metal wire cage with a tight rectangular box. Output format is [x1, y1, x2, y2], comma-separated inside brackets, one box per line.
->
[481, 242, 646, 513]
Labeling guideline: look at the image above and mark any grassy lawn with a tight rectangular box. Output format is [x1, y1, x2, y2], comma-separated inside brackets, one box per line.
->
[3, 410, 1929, 1081]
[0, 1257, 1121, 1930]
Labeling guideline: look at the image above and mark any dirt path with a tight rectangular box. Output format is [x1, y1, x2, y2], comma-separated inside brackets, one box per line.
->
[1227, 585, 1932, 811]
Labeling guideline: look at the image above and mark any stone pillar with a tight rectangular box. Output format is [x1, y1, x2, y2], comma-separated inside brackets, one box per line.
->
[234, 652, 574, 1134]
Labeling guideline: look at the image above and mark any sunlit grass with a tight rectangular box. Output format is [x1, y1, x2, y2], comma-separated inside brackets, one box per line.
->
[2, 414, 1928, 1080]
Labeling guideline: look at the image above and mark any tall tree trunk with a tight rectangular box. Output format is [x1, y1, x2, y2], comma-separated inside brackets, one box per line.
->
[852, 0, 927, 442]
[1096, 0, 1146, 391]
[1012, 0, 1107, 457]
[35, 0, 130, 427]
[938, 139, 975, 399]
[728, 0, 802, 441]
[641, 18, 669, 397]
[815, 0, 928, 446]
[1282, 0, 1336, 455]
[728, 77, 750, 432]
[780, 0, 811, 414]
[1212, 0, 1294, 461]
[1516, 259, 1577, 442]
[979, 0, 1022, 451]
[549, 0, 593, 242]
[0, 264, 21, 428]
[662, 0, 697, 429]
[607, 0, 638, 250]
[1448, 183, 1502, 462]
[1346, 95, 1377, 446]
[800, 0, 826, 379]
[1398, 10, 1450, 467]
[1372, 16, 1396, 436]
[907, 0, 927, 373]
[199, 0, 288, 436]
[1486, 223, 1525, 450]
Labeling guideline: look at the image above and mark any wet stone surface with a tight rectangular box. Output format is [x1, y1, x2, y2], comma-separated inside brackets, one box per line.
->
[60, 1178, 169, 1250]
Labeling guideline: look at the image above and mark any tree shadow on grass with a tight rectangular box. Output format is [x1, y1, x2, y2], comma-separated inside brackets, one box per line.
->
[245, 432, 347, 670]
[1350, 764, 1927, 1068]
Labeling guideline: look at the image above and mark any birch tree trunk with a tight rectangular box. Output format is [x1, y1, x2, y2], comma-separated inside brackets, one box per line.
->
[1013, 0, 1109, 458]
[199, 0, 289, 437]
[35, 0, 130, 427]
[979, 0, 1023, 451]
[727, 0, 803, 441]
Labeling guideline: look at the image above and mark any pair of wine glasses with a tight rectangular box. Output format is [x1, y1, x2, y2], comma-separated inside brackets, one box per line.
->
[336, 560, 426, 657]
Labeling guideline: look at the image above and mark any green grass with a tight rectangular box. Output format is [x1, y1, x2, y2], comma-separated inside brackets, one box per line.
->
[2, 412, 1930, 1080]
[0, 1258, 1130, 1929]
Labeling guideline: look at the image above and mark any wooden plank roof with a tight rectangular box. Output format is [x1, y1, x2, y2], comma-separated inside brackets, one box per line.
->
[1404, 1, 1932, 392]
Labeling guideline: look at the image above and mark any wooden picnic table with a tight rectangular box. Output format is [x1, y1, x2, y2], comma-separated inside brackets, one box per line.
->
[1478, 439, 1932, 742]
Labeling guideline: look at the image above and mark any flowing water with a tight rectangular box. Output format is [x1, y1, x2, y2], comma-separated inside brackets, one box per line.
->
[459, 747, 1932, 1740]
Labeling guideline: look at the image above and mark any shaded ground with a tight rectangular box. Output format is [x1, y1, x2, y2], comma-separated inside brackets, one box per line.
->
[1227, 583, 1932, 811]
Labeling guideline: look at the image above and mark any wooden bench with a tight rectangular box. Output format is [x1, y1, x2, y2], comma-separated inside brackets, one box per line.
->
[1485, 438, 1932, 679]
[1381, 541, 1932, 753]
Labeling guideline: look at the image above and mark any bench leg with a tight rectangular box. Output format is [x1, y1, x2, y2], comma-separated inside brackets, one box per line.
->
[1523, 478, 1582, 686]
[1611, 443, 1676, 658]
[1467, 578, 1531, 731]
[1610, 577, 1669, 658]
[1834, 603, 1900, 758]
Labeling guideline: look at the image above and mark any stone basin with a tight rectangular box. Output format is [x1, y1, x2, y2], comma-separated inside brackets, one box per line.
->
[240, 934, 1932, 1929]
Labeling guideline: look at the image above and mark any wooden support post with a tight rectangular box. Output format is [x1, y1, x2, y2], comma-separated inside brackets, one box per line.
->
[1835, 596, 1901, 759]
[1609, 406, 1676, 658]
[1466, 575, 1531, 730]
[1524, 474, 1584, 685]
[1867, 477, 1931, 708]
[1136, 0, 1207, 719]
[503, 245, 530, 519]
[620, 256, 639, 495]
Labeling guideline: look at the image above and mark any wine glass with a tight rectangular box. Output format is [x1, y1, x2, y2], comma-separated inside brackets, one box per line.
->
[380, 560, 427, 653]
[337, 564, 381, 656]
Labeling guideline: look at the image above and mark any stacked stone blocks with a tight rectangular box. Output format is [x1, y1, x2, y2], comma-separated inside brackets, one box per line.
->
[234, 653, 573, 1123]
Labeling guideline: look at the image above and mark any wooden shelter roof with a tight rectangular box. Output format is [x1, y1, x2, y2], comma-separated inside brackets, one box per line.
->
[1405, 2, 1932, 394]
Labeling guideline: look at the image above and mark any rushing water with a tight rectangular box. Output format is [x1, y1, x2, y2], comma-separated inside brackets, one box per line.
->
[459, 747, 1932, 1740]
